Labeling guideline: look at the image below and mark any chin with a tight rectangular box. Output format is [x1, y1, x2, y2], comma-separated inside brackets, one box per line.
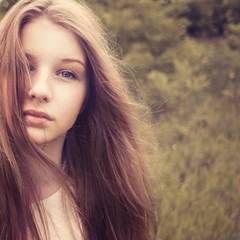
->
[26, 127, 67, 146]
[26, 132, 48, 145]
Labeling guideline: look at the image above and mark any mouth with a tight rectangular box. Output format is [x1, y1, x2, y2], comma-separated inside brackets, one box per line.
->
[23, 109, 53, 126]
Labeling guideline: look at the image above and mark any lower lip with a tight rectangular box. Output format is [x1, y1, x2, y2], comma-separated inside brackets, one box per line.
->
[24, 114, 49, 127]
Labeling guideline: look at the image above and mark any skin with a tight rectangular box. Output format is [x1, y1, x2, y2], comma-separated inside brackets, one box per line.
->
[20, 17, 88, 197]
[21, 17, 87, 163]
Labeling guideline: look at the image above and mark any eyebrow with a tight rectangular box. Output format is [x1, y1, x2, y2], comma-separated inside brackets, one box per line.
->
[61, 58, 86, 67]
[25, 53, 85, 67]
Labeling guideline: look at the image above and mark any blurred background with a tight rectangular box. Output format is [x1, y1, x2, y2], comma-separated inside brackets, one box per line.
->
[1, 0, 240, 239]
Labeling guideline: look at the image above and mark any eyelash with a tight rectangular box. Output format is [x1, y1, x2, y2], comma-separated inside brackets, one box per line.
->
[58, 70, 78, 80]
[28, 65, 78, 80]
[29, 65, 35, 72]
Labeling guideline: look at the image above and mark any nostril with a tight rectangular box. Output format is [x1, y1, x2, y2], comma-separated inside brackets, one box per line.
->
[28, 86, 50, 103]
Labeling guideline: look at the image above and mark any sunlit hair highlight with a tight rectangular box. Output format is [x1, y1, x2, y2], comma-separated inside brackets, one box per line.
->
[0, 0, 157, 239]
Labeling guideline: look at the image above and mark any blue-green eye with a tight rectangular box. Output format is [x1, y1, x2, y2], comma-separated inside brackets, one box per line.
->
[60, 71, 78, 80]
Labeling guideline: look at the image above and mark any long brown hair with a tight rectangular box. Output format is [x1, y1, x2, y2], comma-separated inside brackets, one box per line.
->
[0, 0, 157, 239]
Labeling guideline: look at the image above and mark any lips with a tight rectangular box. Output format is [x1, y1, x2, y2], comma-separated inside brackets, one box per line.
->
[23, 109, 53, 126]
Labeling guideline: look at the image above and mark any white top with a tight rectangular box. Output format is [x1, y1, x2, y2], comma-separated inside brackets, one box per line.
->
[33, 189, 83, 240]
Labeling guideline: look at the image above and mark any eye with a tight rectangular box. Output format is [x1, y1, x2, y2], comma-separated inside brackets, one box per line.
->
[29, 65, 35, 72]
[59, 70, 78, 80]
[27, 63, 35, 72]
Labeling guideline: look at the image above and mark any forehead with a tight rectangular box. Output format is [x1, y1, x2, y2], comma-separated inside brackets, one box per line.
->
[20, 17, 86, 64]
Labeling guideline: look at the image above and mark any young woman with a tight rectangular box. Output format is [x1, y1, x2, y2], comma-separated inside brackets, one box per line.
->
[0, 0, 157, 239]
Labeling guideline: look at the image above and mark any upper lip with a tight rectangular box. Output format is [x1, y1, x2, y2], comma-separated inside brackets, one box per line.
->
[23, 109, 53, 121]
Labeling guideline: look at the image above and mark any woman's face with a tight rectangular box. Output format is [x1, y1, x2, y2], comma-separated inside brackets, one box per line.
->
[21, 17, 87, 145]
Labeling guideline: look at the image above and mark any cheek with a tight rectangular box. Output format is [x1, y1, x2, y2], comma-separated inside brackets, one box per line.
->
[58, 103, 84, 133]
[65, 104, 82, 122]
[60, 87, 87, 120]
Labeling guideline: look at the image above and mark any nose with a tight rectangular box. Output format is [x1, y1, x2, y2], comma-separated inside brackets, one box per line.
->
[28, 71, 52, 103]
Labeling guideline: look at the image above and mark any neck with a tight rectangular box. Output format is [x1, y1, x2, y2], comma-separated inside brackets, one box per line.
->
[31, 135, 66, 199]
[38, 135, 65, 166]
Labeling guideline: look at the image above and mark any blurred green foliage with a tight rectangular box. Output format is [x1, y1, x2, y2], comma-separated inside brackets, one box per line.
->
[1, 0, 240, 239]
